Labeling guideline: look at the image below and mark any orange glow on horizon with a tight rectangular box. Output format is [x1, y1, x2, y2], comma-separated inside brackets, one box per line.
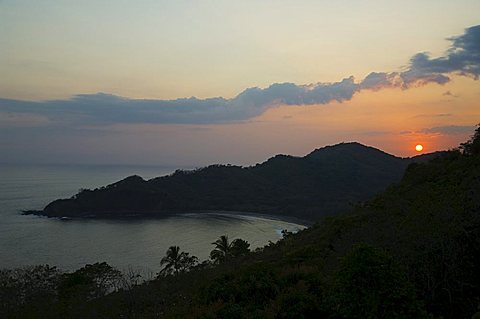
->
[253, 75, 478, 158]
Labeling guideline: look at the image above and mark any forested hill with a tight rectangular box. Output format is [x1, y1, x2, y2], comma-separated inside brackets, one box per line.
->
[39, 142, 443, 221]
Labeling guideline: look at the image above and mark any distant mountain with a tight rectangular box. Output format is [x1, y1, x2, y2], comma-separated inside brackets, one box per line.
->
[37, 142, 445, 221]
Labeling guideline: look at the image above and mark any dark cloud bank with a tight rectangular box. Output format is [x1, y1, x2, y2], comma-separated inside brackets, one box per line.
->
[1, 25, 479, 125]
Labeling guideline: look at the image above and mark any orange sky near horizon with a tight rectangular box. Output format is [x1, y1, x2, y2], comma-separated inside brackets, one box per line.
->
[70, 76, 480, 167]
[0, 74, 477, 166]
[0, 79, 477, 165]
[1, 1, 479, 165]
[248, 76, 479, 158]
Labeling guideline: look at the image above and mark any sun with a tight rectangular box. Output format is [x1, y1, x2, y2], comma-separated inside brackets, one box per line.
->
[415, 144, 424, 152]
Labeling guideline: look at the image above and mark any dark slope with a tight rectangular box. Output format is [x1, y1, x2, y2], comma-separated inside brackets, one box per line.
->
[163, 150, 479, 318]
[39, 142, 442, 221]
[134, 140, 478, 318]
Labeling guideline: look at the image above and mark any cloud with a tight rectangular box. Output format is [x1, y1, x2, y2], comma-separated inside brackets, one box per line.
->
[443, 91, 459, 98]
[361, 25, 480, 89]
[413, 113, 453, 118]
[359, 72, 396, 90]
[0, 77, 359, 125]
[0, 25, 479, 126]
[418, 125, 475, 135]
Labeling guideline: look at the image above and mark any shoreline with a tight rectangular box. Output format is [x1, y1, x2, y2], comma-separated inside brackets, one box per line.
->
[22, 209, 313, 227]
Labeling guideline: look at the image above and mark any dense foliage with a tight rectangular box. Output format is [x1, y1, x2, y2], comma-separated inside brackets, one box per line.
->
[159, 246, 198, 276]
[38, 142, 440, 221]
[210, 236, 251, 264]
[4, 130, 480, 318]
[461, 124, 480, 156]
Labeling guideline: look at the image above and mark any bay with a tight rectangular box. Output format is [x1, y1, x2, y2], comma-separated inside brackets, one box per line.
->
[0, 164, 305, 273]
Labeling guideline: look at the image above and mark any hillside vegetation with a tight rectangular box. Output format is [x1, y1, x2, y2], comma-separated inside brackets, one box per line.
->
[3, 126, 479, 318]
[40, 142, 439, 221]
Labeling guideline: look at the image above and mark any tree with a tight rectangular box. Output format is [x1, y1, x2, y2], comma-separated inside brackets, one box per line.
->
[210, 235, 250, 264]
[59, 262, 122, 300]
[0, 265, 61, 318]
[56, 262, 122, 318]
[231, 238, 251, 257]
[159, 246, 198, 276]
[210, 235, 232, 264]
[460, 123, 480, 156]
[179, 252, 199, 272]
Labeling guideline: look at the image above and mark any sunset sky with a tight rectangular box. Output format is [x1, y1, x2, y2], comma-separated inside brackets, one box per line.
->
[1, 0, 479, 166]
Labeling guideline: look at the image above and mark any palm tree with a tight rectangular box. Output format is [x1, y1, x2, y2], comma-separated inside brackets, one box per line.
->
[210, 235, 251, 263]
[159, 246, 181, 276]
[210, 235, 232, 264]
[160, 246, 198, 276]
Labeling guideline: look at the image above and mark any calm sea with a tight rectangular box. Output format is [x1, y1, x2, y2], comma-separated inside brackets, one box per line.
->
[0, 164, 305, 273]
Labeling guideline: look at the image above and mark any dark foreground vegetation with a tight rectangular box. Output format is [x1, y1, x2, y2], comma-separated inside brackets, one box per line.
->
[36, 142, 441, 221]
[3, 126, 480, 318]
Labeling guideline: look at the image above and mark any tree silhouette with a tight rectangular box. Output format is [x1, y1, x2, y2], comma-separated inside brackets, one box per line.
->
[460, 124, 480, 156]
[59, 262, 122, 300]
[179, 253, 198, 272]
[159, 246, 198, 276]
[231, 238, 250, 257]
[210, 235, 250, 263]
[210, 235, 232, 264]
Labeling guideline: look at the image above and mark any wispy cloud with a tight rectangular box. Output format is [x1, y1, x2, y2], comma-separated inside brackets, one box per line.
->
[418, 125, 475, 135]
[413, 113, 453, 118]
[442, 91, 459, 98]
[1, 25, 479, 126]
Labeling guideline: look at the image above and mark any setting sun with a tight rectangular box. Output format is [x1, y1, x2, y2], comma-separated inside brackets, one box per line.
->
[415, 144, 424, 152]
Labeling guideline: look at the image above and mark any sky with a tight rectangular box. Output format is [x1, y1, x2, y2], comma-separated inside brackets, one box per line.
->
[1, 0, 479, 166]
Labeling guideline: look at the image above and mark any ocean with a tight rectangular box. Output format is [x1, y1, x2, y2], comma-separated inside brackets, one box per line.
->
[0, 164, 305, 273]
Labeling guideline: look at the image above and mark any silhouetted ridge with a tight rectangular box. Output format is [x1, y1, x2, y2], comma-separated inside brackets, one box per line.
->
[116, 175, 144, 184]
[307, 142, 399, 159]
[38, 142, 444, 220]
